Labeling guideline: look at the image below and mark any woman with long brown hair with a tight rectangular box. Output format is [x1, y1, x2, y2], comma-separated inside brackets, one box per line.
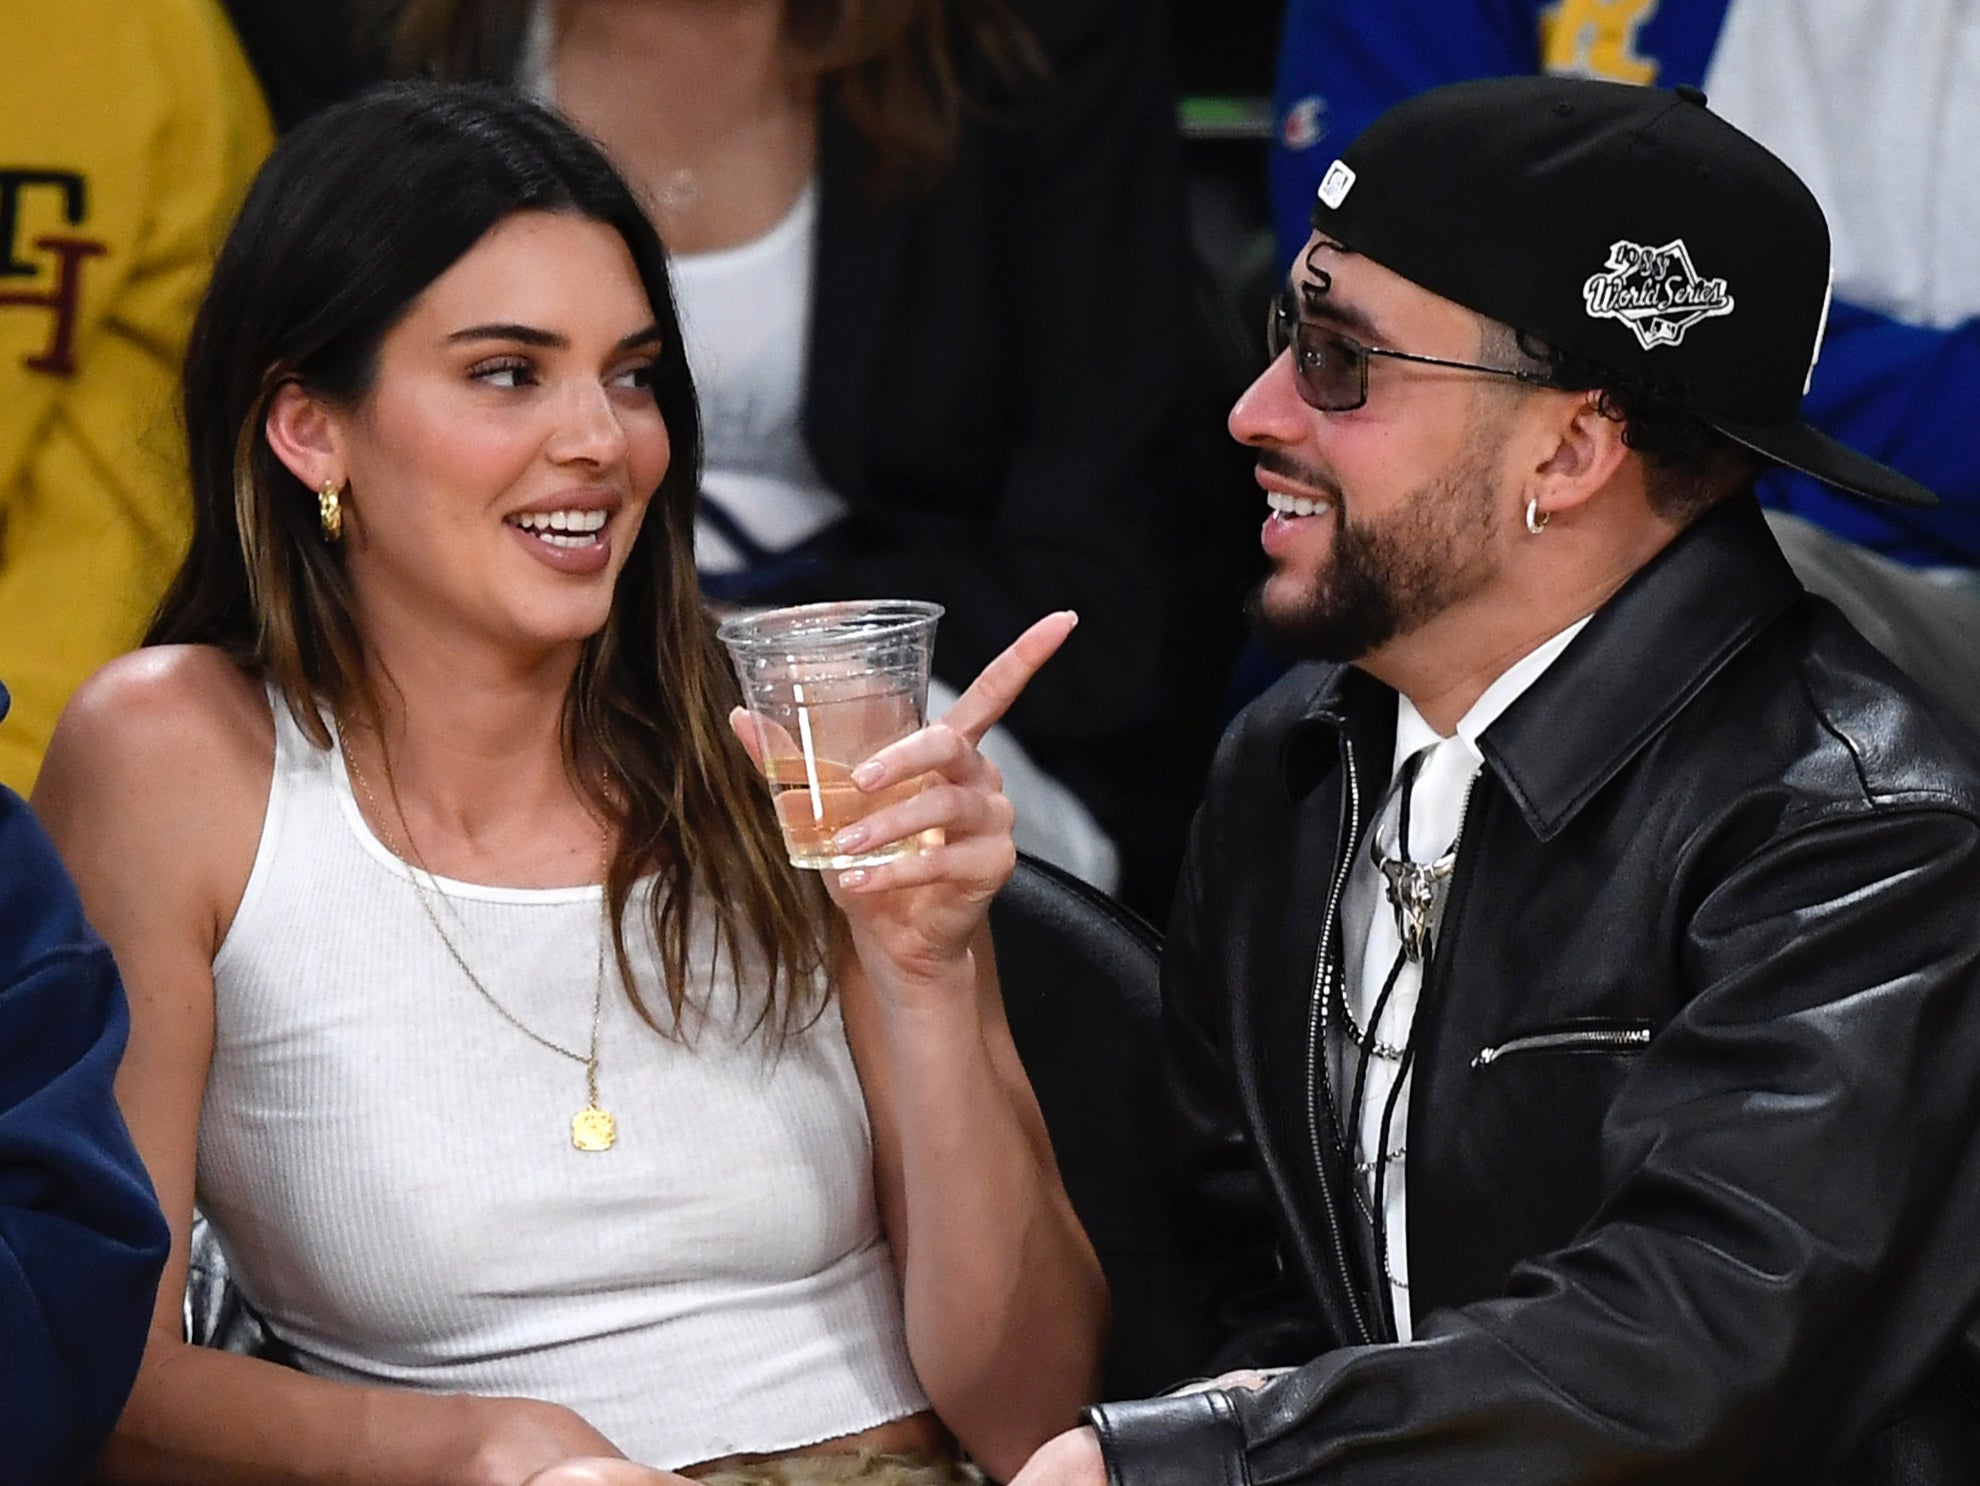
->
[376, 0, 1194, 900]
[32, 81, 1103, 1486]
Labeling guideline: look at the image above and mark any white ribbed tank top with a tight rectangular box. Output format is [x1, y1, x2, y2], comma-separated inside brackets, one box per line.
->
[200, 697, 927, 1467]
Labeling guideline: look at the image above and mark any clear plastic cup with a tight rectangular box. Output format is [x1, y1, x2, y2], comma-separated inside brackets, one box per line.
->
[717, 599, 944, 870]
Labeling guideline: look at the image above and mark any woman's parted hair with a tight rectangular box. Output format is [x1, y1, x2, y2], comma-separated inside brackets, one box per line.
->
[152, 79, 829, 1038]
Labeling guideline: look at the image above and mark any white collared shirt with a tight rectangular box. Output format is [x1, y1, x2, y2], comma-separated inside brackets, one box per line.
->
[1335, 616, 1591, 1339]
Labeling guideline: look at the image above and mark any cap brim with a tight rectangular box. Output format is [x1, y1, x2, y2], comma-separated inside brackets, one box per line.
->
[1709, 414, 1938, 510]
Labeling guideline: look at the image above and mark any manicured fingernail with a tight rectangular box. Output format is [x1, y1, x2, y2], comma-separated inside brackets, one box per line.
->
[838, 868, 869, 890]
[851, 760, 884, 788]
[834, 823, 869, 850]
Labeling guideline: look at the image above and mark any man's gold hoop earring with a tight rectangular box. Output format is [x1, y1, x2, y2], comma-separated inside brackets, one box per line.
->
[319, 480, 344, 543]
[1525, 498, 1549, 536]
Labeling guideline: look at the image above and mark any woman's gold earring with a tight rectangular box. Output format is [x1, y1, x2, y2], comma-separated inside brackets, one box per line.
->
[319, 480, 344, 542]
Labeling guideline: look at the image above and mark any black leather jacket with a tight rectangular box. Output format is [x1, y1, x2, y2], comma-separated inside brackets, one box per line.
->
[1089, 499, 1980, 1485]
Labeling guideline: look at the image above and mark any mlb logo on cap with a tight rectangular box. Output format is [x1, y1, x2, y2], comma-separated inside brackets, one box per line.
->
[1316, 159, 1356, 210]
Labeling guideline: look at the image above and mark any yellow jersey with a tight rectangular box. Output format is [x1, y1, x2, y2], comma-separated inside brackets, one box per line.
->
[0, 0, 271, 792]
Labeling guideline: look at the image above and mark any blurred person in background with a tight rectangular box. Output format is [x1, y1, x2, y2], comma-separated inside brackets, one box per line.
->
[1257, 0, 1980, 732]
[0, 0, 271, 793]
[362, 0, 1197, 901]
[1, 675, 171, 1485]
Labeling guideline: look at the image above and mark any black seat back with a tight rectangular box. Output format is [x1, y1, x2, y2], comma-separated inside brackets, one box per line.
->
[990, 854, 1196, 1400]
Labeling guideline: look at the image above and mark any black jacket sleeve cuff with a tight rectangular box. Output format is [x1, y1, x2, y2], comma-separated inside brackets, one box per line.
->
[1084, 1389, 1250, 1486]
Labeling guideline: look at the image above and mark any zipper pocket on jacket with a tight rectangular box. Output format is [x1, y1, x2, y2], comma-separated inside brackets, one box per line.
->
[1470, 1023, 1652, 1068]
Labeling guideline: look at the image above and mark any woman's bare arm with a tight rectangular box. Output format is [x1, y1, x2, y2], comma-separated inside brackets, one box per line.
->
[837, 924, 1107, 1482]
[820, 615, 1109, 1480]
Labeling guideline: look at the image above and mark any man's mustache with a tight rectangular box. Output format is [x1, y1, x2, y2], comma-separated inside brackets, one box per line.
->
[1256, 449, 1344, 504]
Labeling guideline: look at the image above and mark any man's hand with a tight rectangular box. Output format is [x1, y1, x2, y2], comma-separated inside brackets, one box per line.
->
[1007, 1425, 1107, 1486]
[1169, 1367, 1282, 1395]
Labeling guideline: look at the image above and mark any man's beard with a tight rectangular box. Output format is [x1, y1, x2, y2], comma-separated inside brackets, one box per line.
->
[1247, 418, 1508, 664]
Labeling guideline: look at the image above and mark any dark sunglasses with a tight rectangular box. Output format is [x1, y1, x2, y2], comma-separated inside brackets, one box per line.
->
[1266, 287, 1553, 412]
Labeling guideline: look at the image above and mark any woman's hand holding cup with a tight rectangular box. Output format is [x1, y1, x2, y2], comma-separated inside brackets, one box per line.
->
[727, 610, 1076, 1005]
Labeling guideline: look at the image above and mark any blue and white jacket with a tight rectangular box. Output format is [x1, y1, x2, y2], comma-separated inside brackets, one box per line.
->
[0, 701, 168, 1483]
[1270, 0, 1980, 568]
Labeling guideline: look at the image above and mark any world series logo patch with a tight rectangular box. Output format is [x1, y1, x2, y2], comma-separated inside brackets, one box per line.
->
[1582, 239, 1735, 350]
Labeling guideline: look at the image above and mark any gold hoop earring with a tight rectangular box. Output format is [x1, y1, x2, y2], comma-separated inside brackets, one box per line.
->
[1525, 497, 1549, 536]
[319, 480, 344, 543]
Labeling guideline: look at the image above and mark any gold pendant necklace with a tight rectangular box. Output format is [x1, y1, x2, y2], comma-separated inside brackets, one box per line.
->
[343, 731, 617, 1152]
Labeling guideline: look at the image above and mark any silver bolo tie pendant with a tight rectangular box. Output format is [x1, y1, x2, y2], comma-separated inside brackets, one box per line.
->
[1373, 843, 1458, 964]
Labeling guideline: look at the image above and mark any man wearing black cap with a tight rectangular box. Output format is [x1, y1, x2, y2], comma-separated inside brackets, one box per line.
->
[1012, 76, 1980, 1486]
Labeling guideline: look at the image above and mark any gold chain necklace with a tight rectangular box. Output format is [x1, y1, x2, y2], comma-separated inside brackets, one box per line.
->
[342, 733, 618, 1152]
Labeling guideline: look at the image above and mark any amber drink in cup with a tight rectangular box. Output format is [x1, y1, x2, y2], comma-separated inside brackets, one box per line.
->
[718, 600, 944, 869]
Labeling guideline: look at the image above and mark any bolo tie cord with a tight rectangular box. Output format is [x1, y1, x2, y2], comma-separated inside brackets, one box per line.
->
[1353, 748, 1426, 1329]
[1350, 748, 1422, 1147]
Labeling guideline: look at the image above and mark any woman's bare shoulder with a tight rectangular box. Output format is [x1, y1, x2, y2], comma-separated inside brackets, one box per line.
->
[34, 646, 275, 926]
[41, 645, 274, 791]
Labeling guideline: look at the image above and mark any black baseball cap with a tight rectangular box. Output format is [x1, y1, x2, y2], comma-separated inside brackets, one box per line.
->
[1306, 75, 1936, 509]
